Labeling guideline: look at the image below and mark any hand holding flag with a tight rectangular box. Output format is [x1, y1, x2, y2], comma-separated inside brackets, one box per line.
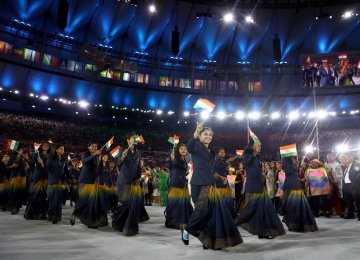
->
[34, 142, 41, 153]
[236, 150, 244, 158]
[99, 136, 114, 151]
[7, 139, 20, 151]
[248, 128, 261, 144]
[168, 135, 180, 148]
[135, 134, 145, 144]
[194, 98, 216, 112]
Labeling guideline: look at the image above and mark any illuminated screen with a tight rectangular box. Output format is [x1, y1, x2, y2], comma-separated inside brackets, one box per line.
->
[301, 53, 360, 88]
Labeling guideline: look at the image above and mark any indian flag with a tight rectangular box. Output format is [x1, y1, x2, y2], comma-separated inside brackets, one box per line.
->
[236, 150, 244, 157]
[187, 161, 193, 175]
[248, 128, 261, 144]
[110, 146, 121, 158]
[280, 144, 298, 158]
[7, 139, 20, 151]
[135, 134, 145, 144]
[168, 136, 180, 146]
[193, 98, 216, 112]
[34, 142, 41, 153]
[105, 136, 114, 149]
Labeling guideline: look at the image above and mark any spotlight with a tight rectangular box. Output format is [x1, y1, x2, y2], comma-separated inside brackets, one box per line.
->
[149, 4, 156, 13]
[270, 112, 280, 119]
[336, 143, 349, 153]
[235, 111, 245, 120]
[14, 90, 19, 94]
[29, 93, 34, 97]
[156, 109, 163, 115]
[40, 95, 49, 101]
[248, 112, 260, 120]
[245, 16, 254, 23]
[308, 111, 316, 118]
[317, 110, 328, 119]
[342, 11, 353, 18]
[288, 111, 299, 120]
[200, 110, 210, 120]
[216, 111, 226, 120]
[48, 108, 51, 111]
[78, 100, 89, 108]
[168, 111, 174, 115]
[223, 13, 234, 23]
[183, 111, 190, 117]
[305, 145, 315, 154]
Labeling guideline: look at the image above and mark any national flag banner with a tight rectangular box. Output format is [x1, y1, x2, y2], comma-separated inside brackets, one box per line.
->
[23, 48, 33, 60]
[7, 139, 20, 151]
[280, 144, 298, 158]
[13, 49, 23, 59]
[85, 64, 96, 71]
[236, 150, 244, 157]
[67, 60, 76, 71]
[51, 56, 59, 67]
[105, 136, 114, 149]
[75, 62, 83, 72]
[110, 145, 121, 158]
[248, 127, 261, 144]
[193, 98, 216, 112]
[31, 51, 41, 63]
[34, 142, 41, 153]
[168, 136, 180, 146]
[42, 54, 52, 65]
[113, 71, 121, 80]
[4, 42, 13, 56]
[135, 134, 145, 144]
[59, 59, 67, 69]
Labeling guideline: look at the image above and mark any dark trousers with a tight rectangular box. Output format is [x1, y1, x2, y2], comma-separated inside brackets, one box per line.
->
[311, 195, 330, 217]
[190, 184, 203, 204]
[353, 190, 360, 218]
[343, 184, 354, 216]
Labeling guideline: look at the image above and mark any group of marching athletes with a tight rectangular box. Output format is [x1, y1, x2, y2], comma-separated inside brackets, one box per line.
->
[0, 124, 319, 250]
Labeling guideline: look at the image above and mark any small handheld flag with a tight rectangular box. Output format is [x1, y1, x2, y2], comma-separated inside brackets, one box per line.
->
[236, 150, 244, 157]
[34, 142, 41, 153]
[135, 135, 145, 144]
[193, 98, 216, 112]
[105, 136, 114, 149]
[7, 139, 20, 151]
[168, 136, 180, 146]
[248, 128, 261, 144]
[187, 161, 193, 175]
[110, 145, 121, 158]
[280, 144, 298, 158]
